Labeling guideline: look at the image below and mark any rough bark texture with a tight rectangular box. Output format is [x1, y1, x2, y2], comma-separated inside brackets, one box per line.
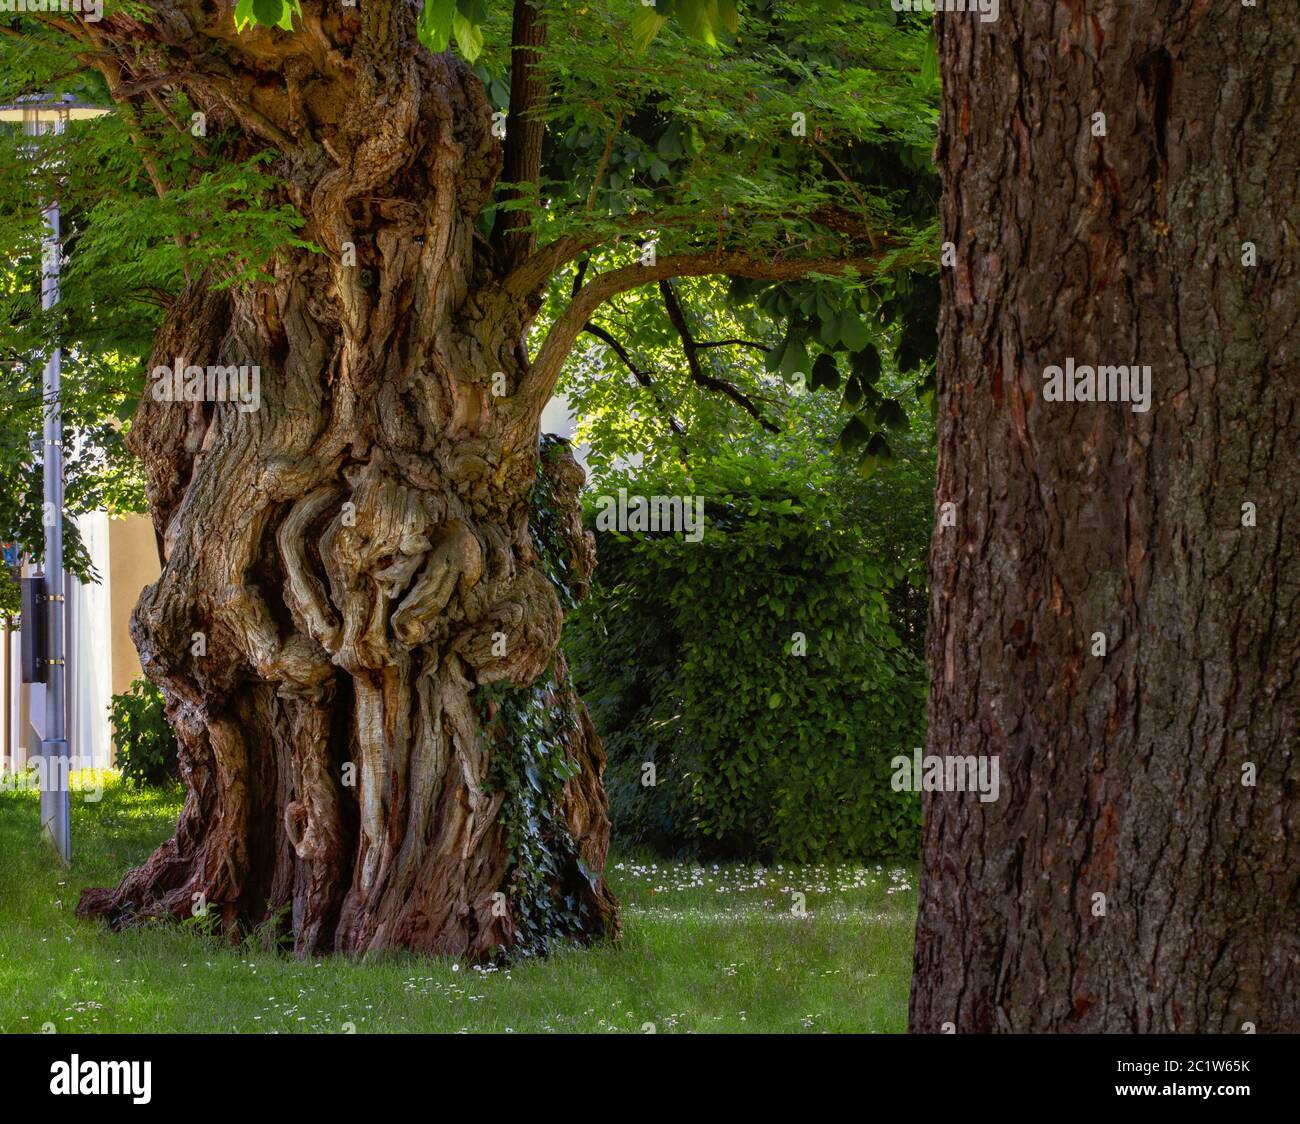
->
[76, 7, 619, 956]
[911, 4, 1299, 1031]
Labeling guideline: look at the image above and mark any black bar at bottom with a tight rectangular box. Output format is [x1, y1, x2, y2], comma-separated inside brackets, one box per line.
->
[0, 1031, 1290, 1110]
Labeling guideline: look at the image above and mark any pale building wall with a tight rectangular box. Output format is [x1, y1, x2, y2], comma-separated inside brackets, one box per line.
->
[3, 513, 160, 772]
[69, 513, 113, 767]
[107, 514, 160, 699]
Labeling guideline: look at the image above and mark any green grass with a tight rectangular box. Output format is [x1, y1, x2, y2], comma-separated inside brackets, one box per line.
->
[0, 772, 916, 1033]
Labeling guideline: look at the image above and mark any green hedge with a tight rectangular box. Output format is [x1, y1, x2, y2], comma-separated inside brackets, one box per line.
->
[566, 450, 925, 862]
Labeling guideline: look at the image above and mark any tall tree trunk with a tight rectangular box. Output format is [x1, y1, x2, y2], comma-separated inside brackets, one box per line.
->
[911, 5, 1298, 1030]
[77, 31, 618, 957]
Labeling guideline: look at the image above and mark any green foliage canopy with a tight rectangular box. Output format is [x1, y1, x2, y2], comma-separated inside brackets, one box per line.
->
[0, 0, 939, 612]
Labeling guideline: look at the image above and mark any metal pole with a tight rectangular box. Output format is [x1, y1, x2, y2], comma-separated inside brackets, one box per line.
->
[31, 109, 71, 863]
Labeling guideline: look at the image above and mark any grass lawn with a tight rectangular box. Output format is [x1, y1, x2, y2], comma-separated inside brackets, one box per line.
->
[0, 772, 916, 1033]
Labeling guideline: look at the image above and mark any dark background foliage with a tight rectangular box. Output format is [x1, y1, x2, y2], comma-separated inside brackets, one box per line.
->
[566, 439, 930, 862]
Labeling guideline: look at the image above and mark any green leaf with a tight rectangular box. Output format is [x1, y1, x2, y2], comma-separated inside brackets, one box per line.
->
[780, 332, 809, 379]
[656, 125, 683, 157]
[768, 692, 783, 709]
[765, 335, 789, 374]
[837, 414, 871, 453]
[919, 29, 940, 89]
[850, 344, 882, 385]
[876, 398, 909, 431]
[631, 5, 669, 49]
[452, 10, 485, 61]
[857, 432, 893, 478]
[838, 309, 869, 352]
[418, 0, 457, 53]
[842, 374, 864, 409]
[896, 321, 935, 373]
[675, 0, 718, 45]
[251, 0, 283, 28]
[919, 370, 938, 417]
[811, 352, 840, 392]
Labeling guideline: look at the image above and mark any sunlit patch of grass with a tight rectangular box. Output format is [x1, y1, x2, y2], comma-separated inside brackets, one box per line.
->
[0, 773, 916, 1033]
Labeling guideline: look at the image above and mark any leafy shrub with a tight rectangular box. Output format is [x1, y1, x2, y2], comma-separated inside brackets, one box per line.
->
[108, 678, 179, 787]
[566, 450, 927, 863]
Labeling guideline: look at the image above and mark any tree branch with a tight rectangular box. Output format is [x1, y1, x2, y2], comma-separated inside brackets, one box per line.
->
[502, 200, 900, 302]
[585, 108, 625, 212]
[512, 247, 911, 435]
[491, 0, 549, 273]
[503, 234, 603, 300]
[693, 338, 771, 353]
[582, 322, 684, 436]
[658, 280, 778, 434]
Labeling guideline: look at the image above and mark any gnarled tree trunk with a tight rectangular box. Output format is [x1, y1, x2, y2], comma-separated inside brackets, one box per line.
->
[911, 5, 1298, 1030]
[78, 18, 618, 957]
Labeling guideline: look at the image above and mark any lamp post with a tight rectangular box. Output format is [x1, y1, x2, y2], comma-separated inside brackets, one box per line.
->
[0, 93, 113, 863]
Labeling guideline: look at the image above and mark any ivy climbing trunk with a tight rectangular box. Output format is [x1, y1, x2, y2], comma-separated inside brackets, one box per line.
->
[77, 11, 618, 957]
[910, 6, 1298, 1030]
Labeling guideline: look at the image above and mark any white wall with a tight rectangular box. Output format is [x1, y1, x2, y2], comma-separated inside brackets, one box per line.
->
[4, 513, 114, 772]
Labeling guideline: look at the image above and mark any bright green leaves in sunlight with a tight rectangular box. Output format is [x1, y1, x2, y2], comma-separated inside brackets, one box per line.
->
[632, 0, 741, 49]
[233, 0, 749, 62]
[419, 0, 490, 62]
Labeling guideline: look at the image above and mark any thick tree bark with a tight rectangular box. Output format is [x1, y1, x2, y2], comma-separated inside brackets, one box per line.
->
[76, 13, 618, 957]
[911, 6, 1298, 1030]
